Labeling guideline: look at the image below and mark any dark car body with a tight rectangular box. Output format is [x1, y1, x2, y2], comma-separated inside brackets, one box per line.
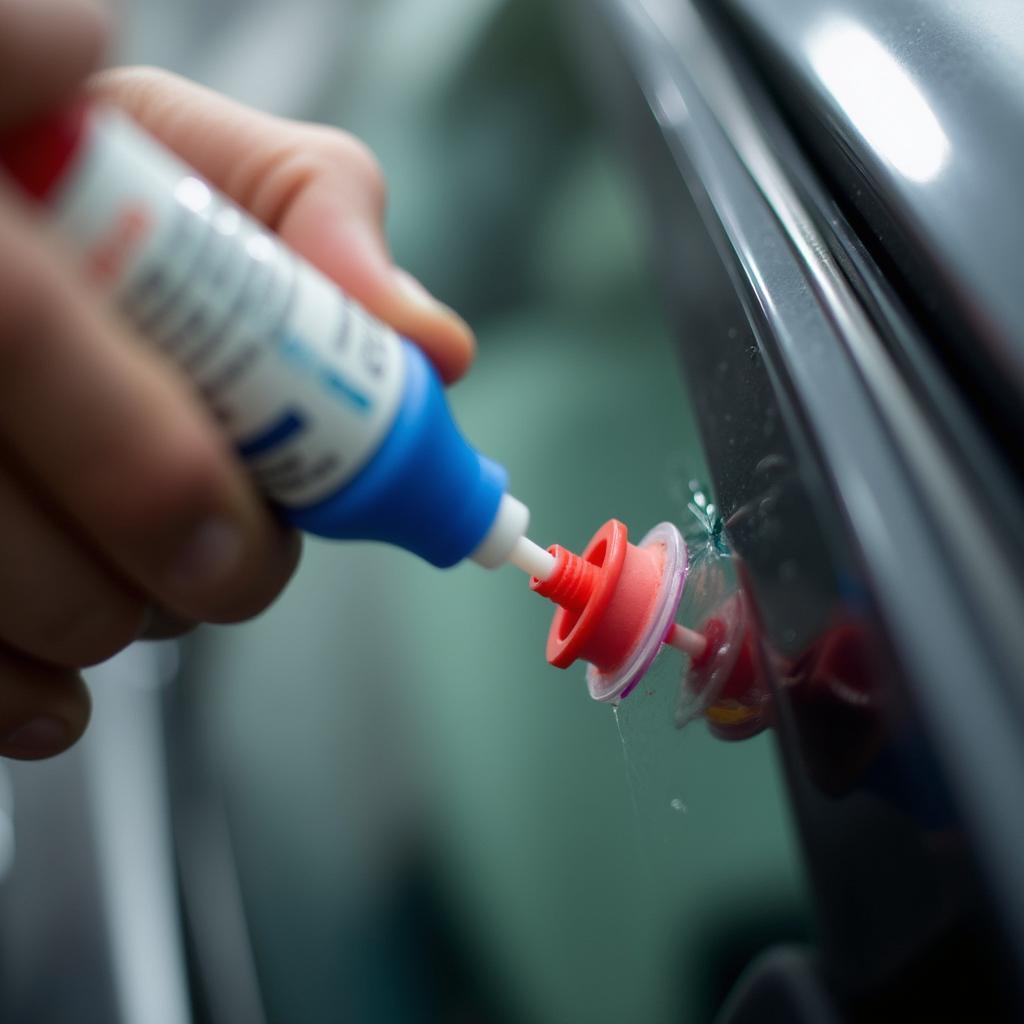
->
[571, 1, 1024, 1020]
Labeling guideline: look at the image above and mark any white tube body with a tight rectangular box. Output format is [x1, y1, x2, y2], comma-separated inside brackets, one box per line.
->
[50, 109, 405, 509]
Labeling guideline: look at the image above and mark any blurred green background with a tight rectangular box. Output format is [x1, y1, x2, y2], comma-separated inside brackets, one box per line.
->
[136, 0, 812, 1019]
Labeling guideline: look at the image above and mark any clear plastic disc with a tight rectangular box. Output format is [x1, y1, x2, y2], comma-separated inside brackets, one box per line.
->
[585, 522, 688, 703]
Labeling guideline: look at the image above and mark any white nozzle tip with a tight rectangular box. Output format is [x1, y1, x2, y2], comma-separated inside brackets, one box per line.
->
[507, 535, 557, 580]
[470, 494, 531, 569]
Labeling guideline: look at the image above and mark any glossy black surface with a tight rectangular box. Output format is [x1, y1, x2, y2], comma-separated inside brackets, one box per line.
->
[572, 0, 1024, 1018]
[714, 947, 841, 1024]
[720, 0, 1024, 459]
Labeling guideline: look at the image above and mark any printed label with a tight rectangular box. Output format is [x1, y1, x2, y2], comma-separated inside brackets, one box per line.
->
[51, 110, 404, 507]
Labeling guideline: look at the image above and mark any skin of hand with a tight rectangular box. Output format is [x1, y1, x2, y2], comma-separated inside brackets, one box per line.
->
[0, 0, 476, 760]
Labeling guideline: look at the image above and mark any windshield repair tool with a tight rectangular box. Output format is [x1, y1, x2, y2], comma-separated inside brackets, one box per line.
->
[1, 103, 706, 702]
[527, 519, 706, 702]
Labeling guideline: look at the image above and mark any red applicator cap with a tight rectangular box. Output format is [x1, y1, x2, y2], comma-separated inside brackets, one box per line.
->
[0, 102, 87, 201]
[530, 519, 689, 702]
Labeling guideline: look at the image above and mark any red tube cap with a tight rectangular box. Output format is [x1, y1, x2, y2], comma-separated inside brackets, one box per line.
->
[0, 102, 87, 201]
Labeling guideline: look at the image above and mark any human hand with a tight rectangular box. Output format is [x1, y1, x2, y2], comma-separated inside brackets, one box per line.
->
[0, 0, 475, 759]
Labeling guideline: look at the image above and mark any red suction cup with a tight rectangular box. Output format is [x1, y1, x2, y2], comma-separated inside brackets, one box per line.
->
[530, 519, 688, 702]
[682, 593, 769, 740]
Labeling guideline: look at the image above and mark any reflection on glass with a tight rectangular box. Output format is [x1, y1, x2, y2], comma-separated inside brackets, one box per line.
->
[806, 16, 951, 184]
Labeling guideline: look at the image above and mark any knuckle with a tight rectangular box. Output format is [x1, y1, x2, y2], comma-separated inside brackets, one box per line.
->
[233, 143, 322, 231]
[306, 127, 387, 209]
[91, 421, 230, 552]
[126, 430, 228, 533]
[229, 125, 389, 231]
[323, 131, 383, 182]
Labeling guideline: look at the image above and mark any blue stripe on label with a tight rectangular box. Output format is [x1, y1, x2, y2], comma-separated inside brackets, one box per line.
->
[323, 367, 371, 411]
[238, 410, 305, 458]
[277, 332, 372, 414]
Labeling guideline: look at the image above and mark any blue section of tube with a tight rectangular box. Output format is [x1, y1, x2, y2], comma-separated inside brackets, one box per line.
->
[284, 340, 507, 568]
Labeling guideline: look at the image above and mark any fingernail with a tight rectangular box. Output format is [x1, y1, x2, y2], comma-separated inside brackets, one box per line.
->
[3, 717, 68, 758]
[167, 517, 243, 592]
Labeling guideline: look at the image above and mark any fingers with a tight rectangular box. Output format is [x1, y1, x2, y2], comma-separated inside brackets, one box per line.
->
[281, 182, 476, 384]
[89, 66, 476, 383]
[0, 459, 146, 666]
[0, 192, 302, 625]
[138, 606, 196, 641]
[0, 648, 90, 760]
[0, 0, 108, 130]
